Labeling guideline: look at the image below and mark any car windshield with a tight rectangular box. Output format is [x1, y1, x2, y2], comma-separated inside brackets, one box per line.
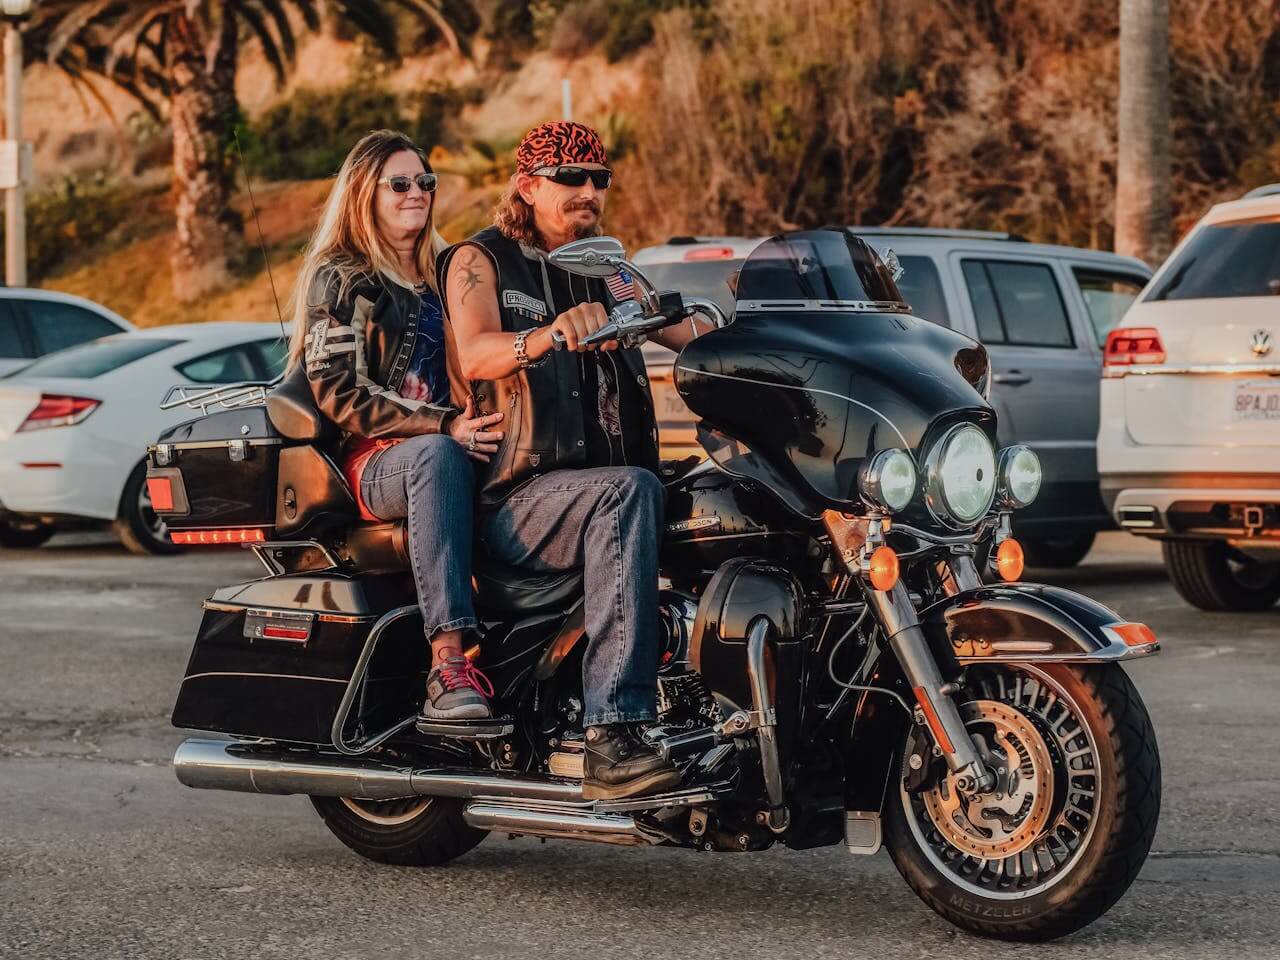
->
[641, 258, 742, 318]
[1147, 218, 1280, 301]
[9, 337, 180, 379]
[735, 230, 907, 306]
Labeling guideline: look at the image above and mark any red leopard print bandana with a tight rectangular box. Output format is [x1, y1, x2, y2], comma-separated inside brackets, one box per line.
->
[516, 121, 609, 175]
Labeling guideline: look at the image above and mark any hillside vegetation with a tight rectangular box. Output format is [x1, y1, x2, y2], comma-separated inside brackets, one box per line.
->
[28, 0, 1280, 328]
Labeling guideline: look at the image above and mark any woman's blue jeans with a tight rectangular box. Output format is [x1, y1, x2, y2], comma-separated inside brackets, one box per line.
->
[359, 434, 478, 640]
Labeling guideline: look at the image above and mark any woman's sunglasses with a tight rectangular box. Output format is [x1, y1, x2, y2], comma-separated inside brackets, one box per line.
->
[533, 166, 613, 190]
[378, 173, 438, 194]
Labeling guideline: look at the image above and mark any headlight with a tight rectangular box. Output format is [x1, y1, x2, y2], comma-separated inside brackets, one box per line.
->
[859, 448, 917, 513]
[923, 424, 996, 527]
[998, 445, 1041, 508]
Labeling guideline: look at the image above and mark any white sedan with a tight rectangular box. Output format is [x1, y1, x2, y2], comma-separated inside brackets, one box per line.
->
[0, 322, 287, 554]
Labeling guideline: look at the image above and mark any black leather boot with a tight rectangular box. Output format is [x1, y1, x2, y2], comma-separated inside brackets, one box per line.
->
[582, 723, 682, 801]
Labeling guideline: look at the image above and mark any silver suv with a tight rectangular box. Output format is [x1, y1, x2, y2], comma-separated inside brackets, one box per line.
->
[635, 229, 1152, 567]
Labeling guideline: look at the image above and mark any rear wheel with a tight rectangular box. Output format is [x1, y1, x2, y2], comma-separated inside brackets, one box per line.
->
[884, 663, 1160, 942]
[0, 519, 55, 548]
[1023, 532, 1096, 569]
[310, 795, 487, 866]
[114, 462, 183, 556]
[1162, 539, 1280, 611]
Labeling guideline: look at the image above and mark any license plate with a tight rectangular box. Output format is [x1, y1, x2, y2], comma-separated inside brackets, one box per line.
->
[651, 380, 692, 421]
[1232, 380, 1280, 420]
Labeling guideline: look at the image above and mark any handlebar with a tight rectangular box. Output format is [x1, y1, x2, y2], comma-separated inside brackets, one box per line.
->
[548, 291, 691, 351]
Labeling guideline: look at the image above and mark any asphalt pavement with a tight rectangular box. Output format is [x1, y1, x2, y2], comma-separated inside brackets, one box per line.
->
[2, 532, 1278, 959]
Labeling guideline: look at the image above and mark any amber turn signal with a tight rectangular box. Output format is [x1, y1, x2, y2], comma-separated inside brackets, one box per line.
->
[995, 538, 1024, 582]
[867, 545, 900, 591]
[1110, 622, 1158, 647]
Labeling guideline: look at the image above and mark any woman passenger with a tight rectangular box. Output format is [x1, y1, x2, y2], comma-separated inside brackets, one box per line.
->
[289, 130, 501, 727]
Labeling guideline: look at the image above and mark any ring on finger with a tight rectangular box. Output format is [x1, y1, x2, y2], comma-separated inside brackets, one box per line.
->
[467, 429, 477, 452]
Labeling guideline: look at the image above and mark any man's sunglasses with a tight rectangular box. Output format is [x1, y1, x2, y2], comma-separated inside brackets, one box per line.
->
[533, 166, 613, 190]
[378, 173, 438, 194]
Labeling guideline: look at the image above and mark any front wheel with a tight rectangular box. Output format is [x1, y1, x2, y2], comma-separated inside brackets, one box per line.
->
[310, 795, 487, 866]
[884, 663, 1160, 942]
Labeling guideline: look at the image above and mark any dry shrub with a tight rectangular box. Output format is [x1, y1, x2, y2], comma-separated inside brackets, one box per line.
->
[547, 0, 612, 58]
[611, 0, 1280, 251]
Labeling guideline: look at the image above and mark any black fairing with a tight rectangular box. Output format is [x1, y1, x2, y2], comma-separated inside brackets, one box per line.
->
[674, 230, 994, 519]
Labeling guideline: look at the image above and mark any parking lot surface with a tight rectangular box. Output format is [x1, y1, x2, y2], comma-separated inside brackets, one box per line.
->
[2, 532, 1278, 959]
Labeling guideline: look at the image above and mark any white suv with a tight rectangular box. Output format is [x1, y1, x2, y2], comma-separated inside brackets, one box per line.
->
[1098, 184, 1280, 610]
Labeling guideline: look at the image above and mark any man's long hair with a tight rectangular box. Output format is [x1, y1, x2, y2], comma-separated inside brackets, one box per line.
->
[493, 175, 538, 247]
[287, 129, 445, 368]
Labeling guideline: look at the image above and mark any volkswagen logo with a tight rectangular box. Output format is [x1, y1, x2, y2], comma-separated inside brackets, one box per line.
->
[1252, 329, 1272, 357]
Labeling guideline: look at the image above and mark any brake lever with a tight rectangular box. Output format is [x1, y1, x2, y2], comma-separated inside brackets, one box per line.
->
[549, 324, 623, 350]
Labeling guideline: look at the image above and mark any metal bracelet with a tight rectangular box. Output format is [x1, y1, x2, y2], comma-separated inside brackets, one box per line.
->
[514, 329, 533, 369]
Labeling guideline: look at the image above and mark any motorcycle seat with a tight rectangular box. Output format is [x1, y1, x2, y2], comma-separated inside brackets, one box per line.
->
[339, 519, 583, 617]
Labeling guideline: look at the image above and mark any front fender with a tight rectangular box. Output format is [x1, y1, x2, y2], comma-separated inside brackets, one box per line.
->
[918, 583, 1160, 664]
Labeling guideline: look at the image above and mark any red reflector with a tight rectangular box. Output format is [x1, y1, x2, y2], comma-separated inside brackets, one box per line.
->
[19, 462, 62, 469]
[262, 625, 310, 641]
[912, 686, 956, 755]
[1110, 622, 1157, 647]
[17, 394, 100, 431]
[1103, 327, 1166, 371]
[146, 477, 175, 511]
[170, 528, 267, 545]
[683, 246, 736, 261]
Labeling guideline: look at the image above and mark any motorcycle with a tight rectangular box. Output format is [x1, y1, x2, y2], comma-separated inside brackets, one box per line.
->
[153, 228, 1161, 942]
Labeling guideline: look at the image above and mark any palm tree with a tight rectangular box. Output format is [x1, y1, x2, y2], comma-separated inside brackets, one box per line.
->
[32, 2, 467, 302]
[1115, 0, 1171, 265]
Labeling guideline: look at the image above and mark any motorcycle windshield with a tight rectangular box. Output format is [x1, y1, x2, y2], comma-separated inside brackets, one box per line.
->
[734, 230, 908, 310]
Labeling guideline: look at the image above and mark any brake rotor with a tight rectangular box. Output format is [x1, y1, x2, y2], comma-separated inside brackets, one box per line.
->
[920, 699, 1054, 859]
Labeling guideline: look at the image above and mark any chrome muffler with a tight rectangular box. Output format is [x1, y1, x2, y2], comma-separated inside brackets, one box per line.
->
[173, 738, 583, 802]
[462, 802, 662, 846]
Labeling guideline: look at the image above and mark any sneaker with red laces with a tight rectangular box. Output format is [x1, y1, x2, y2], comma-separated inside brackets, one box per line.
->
[418, 651, 494, 724]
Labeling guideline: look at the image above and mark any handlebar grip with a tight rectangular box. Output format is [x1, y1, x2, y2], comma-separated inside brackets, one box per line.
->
[581, 324, 620, 347]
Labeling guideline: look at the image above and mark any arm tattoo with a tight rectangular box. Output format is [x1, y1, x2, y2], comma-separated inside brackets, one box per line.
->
[457, 249, 483, 306]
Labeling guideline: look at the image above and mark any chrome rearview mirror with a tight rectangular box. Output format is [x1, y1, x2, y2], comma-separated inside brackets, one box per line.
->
[548, 236, 627, 277]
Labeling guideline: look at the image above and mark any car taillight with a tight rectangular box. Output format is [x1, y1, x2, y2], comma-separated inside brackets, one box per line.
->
[684, 247, 736, 261]
[1103, 327, 1166, 377]
[17, 395, 101, 432]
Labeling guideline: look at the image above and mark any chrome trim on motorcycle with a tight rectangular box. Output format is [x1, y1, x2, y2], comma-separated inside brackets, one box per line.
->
[330, 604, 422, 755]
[173, 738, 587, 802]
[746, 618, 789, 833]
[462, 802, 664, 846]
[735, 299, 913, 314]
[160, 381, 270, 414]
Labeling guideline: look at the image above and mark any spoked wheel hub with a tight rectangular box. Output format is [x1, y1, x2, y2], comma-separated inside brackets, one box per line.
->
[904, 665, 1102, 898]
[922, 700, 1054, 860]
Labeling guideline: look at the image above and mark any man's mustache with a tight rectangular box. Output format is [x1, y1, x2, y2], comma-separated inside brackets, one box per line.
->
[565, 199, 600, 214]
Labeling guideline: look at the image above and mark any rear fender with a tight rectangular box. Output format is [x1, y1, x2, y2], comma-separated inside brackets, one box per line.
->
[918, 583, 1160, 664]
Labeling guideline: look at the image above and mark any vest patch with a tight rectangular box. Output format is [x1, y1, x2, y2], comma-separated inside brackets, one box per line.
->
[503, 290, 547, 317]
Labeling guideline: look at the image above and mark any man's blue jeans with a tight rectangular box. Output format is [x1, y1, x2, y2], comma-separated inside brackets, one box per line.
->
[480, 467, 665, 727]
[360, 434, 478, 640]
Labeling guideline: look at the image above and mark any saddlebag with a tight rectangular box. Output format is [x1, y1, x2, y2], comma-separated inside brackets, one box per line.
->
[171, 573, 425, 745]
[146, 406, 355, 540]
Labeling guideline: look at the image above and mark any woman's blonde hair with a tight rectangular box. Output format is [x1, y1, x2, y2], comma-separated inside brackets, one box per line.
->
[288, 130, 445, 368]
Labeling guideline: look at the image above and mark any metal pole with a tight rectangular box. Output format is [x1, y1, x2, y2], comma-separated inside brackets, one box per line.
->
[4, 22, 24, 287]
[561, 78, 572, 122]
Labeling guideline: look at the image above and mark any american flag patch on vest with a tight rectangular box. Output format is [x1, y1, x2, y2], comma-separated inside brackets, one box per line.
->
[605, 268, 635, 302]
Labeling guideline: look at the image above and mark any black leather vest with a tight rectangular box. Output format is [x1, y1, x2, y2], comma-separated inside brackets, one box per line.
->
[440, 227, 659, 507]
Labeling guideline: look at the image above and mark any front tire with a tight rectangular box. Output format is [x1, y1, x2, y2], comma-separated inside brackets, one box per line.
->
[884, 663, 1160, 942]
[1163, 539, 1280, 611]
[114, 462, 183, 556]
[311, 795, 487, 866]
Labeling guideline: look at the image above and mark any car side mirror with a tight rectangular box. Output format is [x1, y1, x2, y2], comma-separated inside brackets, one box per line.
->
[548, 236, 627, 277]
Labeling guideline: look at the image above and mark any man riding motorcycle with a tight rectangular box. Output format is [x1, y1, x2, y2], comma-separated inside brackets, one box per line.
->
[440, 121, 713, 800]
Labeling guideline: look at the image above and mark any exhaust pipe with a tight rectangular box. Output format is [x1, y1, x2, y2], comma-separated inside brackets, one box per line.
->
[173, 738, 583, 802]
[462, 802, 662, 846]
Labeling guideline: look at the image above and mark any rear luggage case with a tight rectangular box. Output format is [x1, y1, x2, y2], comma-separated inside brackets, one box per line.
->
[171, 573, 425, 745]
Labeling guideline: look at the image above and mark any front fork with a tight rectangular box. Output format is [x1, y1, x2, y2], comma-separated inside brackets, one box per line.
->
[866, 570, 995, 793]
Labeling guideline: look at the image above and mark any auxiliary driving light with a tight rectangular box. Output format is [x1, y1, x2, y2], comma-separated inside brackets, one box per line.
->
[997, 445, 1042, 508]
[859, 448, 917, 513]
[868, 546, 900, 591]
[995, 538, 1025, 582]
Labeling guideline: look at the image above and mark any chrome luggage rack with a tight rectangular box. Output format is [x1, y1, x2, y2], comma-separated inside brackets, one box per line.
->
[160, 380, 273, 416]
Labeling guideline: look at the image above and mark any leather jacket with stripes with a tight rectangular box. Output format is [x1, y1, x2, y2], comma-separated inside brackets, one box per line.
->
[301, 262, 456, 456]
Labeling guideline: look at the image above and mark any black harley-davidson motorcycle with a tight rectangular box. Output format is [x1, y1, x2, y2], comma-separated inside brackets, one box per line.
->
[153, 229, 1161, 942]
